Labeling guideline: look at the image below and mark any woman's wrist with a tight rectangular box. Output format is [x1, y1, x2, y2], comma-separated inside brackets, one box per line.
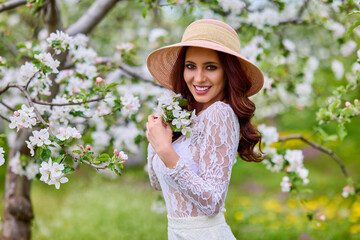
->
[157, 145, 179, 169]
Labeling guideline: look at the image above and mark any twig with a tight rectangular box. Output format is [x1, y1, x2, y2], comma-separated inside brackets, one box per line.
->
[329, 113, 360, 122]
[279, 135, 350, 178]
[0, 84, 17, 95]
[0, 99, 16, 112]
[32, 96, 105, 106]
[0, 0, 27, 13]
[118, 64, 163, 88]
[0, 113, 10, 122]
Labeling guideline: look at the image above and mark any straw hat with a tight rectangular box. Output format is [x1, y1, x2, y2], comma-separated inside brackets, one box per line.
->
[147, 19, 264, 97]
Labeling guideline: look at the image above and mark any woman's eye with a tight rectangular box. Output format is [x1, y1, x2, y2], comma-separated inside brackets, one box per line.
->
[185, 64, 195, 69]
[206, 65, 217, 70]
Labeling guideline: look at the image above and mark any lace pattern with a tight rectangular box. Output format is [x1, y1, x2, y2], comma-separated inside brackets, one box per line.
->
[147, 101, 240, 218]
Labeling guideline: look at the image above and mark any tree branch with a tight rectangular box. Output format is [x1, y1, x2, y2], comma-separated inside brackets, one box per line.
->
[66, 0, 121, 36]
[0, 99, 16, 112]
[278, 135, 350, 178]
[118, 64, 163, 88]
[32, 96, 105, 106]
[0, 113, 10, 122]
[0, 0, 27, 13]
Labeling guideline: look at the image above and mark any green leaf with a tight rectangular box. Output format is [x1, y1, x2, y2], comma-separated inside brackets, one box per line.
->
[72, 150, 82, 154]
[100, 153, 110, 158]
[142, 8, 148, 18]
[337, 124, 347, 141]
[55, 154, 65, 163]
[94, 157, 109, 162]
[41, 148, 52, 161]
[178, 98, 188, 107]
[106, 83, 118, 89]
[347, 20, 360, 34]
[63, 165, 75, 174]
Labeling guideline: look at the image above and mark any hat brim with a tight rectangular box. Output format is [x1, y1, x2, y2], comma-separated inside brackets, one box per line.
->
[147, 39, 264, 97]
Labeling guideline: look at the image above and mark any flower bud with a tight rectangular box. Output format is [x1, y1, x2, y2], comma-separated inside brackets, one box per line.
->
[121, 160, 126, 164]
[114, 149, 118, 153]
[345, 101, 351, 108]
[96, 58, 103, 64]
[14, 111, 19, 116]
[116, 153, 120, 156]
[80, 145, 84, 149]
[355, 99, 359, 104]
[83, 151, 86, 154]
[86, 144, 91, 150]
[26, 3, 32, 7]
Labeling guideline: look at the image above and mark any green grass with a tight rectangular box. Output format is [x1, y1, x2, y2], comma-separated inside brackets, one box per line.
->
[0, 148, 359, 240]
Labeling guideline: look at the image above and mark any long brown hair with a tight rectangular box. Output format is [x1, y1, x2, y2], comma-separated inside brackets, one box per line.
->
[170, 47, 263, 162]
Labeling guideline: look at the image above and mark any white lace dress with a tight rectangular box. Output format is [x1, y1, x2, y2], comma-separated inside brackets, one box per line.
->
[147, 101, 239, 240]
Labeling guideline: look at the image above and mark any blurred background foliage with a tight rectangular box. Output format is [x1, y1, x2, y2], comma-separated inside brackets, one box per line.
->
[0, 0, 360, 239]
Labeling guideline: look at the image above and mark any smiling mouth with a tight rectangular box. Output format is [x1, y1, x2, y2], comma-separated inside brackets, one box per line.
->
[194, 85, 211, 95]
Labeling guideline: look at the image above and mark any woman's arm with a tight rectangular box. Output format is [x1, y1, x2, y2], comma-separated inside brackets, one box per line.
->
[165, 104, 239, 216]
[147, 143, 161, 191]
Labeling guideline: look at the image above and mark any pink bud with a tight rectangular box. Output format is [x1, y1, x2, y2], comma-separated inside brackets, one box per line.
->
[285, 166, 291, 172]
[319, 215, 326, 221]
[72, 91, 75, 95]
[129, 103, 133, 108]
[83, 151, 86, 154]
[343, 186, 349, 192]
[116, 153, 120, 156]
[97, 106, 101, 110]
[114, 149, 118, 153]
[96, 77, 104, 82]
[94, 81, 98, 86]
[345, 101, 351, 108]
[14, 111, 19, 116]
[121, 160, 126, 164]
[86, 145, 91, 150]
[66, 70, 70, 74]
[96, 58, 103, 64]
[107, 61, 111, 67]
[26, 3, 32, 7]
[18, 124, 24, 129]
[355, 99, 359, 104]
[80, 145, 84, 149]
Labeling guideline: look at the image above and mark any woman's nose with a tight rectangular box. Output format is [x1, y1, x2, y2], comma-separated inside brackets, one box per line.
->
[194, 69, 205, 83]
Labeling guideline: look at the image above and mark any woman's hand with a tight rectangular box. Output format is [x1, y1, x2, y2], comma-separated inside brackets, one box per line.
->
[146, 114, 179, 169]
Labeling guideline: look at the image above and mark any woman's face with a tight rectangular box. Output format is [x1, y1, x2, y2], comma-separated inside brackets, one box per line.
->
[183, 47, 226, 111]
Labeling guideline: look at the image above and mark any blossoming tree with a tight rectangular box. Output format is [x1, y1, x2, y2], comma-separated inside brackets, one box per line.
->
[0, 0, 360, 239]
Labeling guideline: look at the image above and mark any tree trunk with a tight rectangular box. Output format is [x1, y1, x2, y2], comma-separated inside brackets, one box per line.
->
[1, 129, 33, 240]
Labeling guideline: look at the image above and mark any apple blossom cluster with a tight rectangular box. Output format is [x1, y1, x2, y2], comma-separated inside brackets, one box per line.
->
[39, 158, 69, 189]
[342, 185, 355, 198]
[259, 124, 310, 193]
[34, 52, 60, 73]
[46, 30, 72, 55]
[25, 128, 52, 156]
[0, 147, 5, 166]
[9, 104, 37, 131]
[9, 152, 39, 180]
[55, 126, 82, 141]
[155, 90, 196, 138]
[120, 93, 140, 117]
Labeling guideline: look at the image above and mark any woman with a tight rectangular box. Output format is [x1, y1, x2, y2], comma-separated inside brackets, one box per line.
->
[146, 19, 264, 239]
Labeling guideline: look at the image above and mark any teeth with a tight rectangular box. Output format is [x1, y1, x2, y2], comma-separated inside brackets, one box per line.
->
[195, 86, 210, 91]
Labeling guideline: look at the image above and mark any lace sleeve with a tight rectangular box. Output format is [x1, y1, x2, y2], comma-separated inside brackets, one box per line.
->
[166, 103, 239, 216]
[147, 143, 161, 191]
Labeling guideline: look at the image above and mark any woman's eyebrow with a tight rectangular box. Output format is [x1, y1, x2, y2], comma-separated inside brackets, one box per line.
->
[184, 60, 219, 65]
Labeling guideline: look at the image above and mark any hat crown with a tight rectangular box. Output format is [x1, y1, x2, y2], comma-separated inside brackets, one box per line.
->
[181, 19, 241, 53]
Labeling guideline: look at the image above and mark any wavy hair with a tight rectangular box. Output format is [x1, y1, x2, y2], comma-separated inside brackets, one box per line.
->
[170, 46, 263, 162]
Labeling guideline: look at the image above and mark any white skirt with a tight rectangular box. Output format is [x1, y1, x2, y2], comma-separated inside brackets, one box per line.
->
[167, 214, 237, 240]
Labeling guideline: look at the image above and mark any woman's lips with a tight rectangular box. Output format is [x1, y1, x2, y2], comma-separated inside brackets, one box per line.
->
[194, 85, 211, 95]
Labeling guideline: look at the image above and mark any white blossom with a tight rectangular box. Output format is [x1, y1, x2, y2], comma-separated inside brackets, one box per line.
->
[258, 124, 279, 146]
[331, 60, 344, 80]
[39, 158, 69, 189]
[340, 41, 357, 57]
[71, 33, 89, 48]
[0, 147, 5, 166]
[9, 152, 25, 176]
[29, 128, 52, 147]
[56, 127, 81, 141]
[25, 162, 40, 180]
[46, 30, 72, 54]
[34, 53, 60, 73]
[218, 0, 245, 14]
[284, 149, 304, 172]
[280, 176, 292, 192]
[19, 62, 39, 84]
[120, 94, 140, 117]
[148, 28, 168, 43]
